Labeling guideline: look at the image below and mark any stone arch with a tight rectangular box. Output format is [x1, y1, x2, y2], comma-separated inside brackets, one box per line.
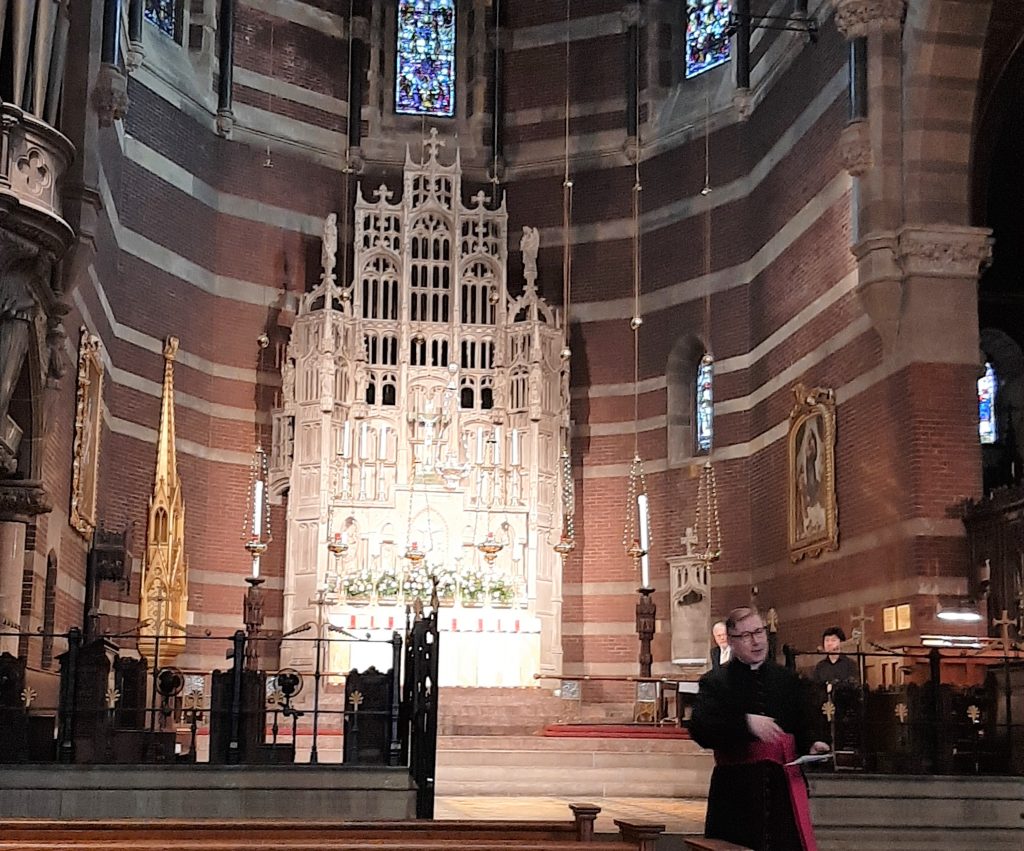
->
[902, 0, 994, 224]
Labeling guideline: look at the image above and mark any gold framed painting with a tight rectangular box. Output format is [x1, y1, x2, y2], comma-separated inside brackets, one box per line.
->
[70, 328, 103, 538]
[788, 383, 838, 562]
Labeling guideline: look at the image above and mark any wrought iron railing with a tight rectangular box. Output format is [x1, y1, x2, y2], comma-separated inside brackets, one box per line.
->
[0, 606, 440, 814]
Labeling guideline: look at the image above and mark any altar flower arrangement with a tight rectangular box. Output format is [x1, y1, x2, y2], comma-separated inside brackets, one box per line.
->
[342, 565, 374, 599]
[402, 564, 432, 602]
[428, 565, 458, 601]
[488, 572, 517, 606]
[376, 568, 402, 600]
[459, 563, 488, 604]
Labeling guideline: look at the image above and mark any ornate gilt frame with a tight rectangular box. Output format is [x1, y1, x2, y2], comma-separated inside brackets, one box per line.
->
[787, 384, 838, 562]
[70, 328, 103, 538]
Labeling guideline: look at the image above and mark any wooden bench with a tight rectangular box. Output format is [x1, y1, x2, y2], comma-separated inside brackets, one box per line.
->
[683, 838, 752, 851]
[0, 806, 666, 851]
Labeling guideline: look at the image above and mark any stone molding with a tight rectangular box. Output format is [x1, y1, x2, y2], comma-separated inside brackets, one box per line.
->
[0, 481, 52, 522]
[896, 225, 993, 279]
[833, 0, 906, 38]
[838, 118, 872, 177]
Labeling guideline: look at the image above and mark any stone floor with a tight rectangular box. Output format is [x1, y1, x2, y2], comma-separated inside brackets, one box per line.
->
[434, 795, 706, 835]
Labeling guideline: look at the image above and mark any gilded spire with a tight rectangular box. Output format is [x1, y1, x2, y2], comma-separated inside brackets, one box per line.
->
[138, 337, 189, 668]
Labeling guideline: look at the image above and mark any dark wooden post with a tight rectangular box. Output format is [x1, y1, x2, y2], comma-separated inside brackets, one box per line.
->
[57, 627, 83, 763]
[849, 37, 868, 120]
[227, 629, 245, 765]
[388, 630, 403, 766]
[216, 0, 236, 131]
[734, 0, 751, 90]
[569, 803, 601, 841]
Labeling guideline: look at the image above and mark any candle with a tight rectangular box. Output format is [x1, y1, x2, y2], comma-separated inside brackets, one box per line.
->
[253, 480, 264, 538]
[475, 427, 485, 465]
[637, 492, 650, 588]
[252, 555, 261, 579]
[510, 429, 520, 467]
[493, 426, 502, 465]
[341, 421, 352, 458]
[360, 422, 370, 460]
[378, 424, 389, 460]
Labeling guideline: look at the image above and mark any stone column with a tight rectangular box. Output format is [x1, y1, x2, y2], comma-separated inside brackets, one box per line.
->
[834, 0, 907, 350]
[0, 521, 26, 657]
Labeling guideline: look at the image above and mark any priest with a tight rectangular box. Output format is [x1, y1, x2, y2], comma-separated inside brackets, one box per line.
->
[689, 606, 829, 851]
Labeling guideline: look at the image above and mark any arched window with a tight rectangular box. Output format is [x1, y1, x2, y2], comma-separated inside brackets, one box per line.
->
[667, 337, 709, 464]
[696, 355, 714, 453]
[395, 0, 456, 117]
[979, 361, 997, 444]
[686, 1, 731, 78]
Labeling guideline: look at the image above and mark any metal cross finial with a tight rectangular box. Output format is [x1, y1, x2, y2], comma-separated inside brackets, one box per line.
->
[373, 183, 394, 203]
[850, 606, 873, 638]
[992, 609, 1015, 652]
[424, 127, 445, 159]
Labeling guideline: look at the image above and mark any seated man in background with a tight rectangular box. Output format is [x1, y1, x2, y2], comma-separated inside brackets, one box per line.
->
[690, 606, 829, 851]
[812, 626, 859, 685]
[710, 620, 731, 670]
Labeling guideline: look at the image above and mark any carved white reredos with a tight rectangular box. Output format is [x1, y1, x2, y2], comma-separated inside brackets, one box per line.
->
[271, 131, 571, 685]
[833, 0, 906, 38]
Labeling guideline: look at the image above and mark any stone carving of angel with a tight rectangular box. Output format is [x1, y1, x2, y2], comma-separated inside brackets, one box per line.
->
[520, 226, 539, 284]
[321, 213, 338, 279]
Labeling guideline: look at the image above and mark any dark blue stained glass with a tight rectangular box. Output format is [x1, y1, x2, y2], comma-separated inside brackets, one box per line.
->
[686, 0, 731, 78]
[395, 0, 456, 117]
[145, 0, 177, 39]
[696, 356, 714, 453]
[979, 361, 997, 444]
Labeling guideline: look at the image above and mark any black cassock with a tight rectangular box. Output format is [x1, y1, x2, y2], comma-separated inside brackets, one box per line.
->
[689, 660, 813, 851]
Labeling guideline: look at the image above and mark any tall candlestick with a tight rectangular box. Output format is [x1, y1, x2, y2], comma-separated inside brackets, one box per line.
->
[253, 480, 264, 538]
[341, 421, 352, 458]
[637, 492, 650, 588]
[378, 424, 389, 460]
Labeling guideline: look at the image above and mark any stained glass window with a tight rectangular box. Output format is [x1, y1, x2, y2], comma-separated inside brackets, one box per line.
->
[696, 355, 714, 453]
[686, 1, 732, 78]
[395, 0, 456, 117]
[979, 361, 997, 444]
[145, 0, 178, 40]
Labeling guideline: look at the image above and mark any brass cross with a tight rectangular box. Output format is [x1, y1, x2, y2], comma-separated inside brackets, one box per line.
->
[821, 700, 835, 722]
[894, 703, 908, 723]
[967, 705, 981, 724]
[349, 690, 364, 710]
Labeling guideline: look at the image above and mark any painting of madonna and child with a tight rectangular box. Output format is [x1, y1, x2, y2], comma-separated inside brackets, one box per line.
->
[788, 385, 838, 562]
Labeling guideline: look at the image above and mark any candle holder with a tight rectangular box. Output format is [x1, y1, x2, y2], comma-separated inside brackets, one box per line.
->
[243, 575, 266, 671]
[635, 586, 656, 678]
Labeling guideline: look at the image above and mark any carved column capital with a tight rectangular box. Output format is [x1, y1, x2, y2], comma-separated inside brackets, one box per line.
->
[833, 0, 906, 38]
[896, 225, 993, 279]
[838, 118, 872, 177]
[0, 481, 52, 522]
[93, 63, 129, 127]
[620, 3, 644, 28]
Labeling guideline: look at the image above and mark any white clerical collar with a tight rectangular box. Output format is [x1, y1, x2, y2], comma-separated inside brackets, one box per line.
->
[749, 661, 764, 670]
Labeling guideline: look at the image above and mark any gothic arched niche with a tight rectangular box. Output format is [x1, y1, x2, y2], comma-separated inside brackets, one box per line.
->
[666, 335, 709, 466]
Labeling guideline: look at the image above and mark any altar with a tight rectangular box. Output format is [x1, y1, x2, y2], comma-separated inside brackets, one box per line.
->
[269, 131, 571, 688]
[330, 607, 541, 687]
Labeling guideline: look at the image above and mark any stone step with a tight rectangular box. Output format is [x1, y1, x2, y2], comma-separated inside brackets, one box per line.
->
[435, 733, 712, 798]
[438, 735, 700, 753]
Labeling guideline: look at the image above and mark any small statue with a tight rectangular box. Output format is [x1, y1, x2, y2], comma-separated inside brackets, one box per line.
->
[520, 226, 539, 286]
[321, 213, 338, 280]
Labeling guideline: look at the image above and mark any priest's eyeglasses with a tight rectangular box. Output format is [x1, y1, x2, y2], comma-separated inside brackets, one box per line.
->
[728, 626, 767, 642]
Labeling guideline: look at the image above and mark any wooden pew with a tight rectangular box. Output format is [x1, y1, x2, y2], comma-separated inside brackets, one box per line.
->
[684, 838, 752, 851]
[0, 805, 665, 851]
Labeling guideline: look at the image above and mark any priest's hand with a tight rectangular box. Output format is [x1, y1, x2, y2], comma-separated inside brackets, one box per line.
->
[746, 713, 784, 744]
[809, 741, 831, 754]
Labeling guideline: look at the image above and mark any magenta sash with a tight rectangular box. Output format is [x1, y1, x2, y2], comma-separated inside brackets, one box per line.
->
[714, 735, 818, 851]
